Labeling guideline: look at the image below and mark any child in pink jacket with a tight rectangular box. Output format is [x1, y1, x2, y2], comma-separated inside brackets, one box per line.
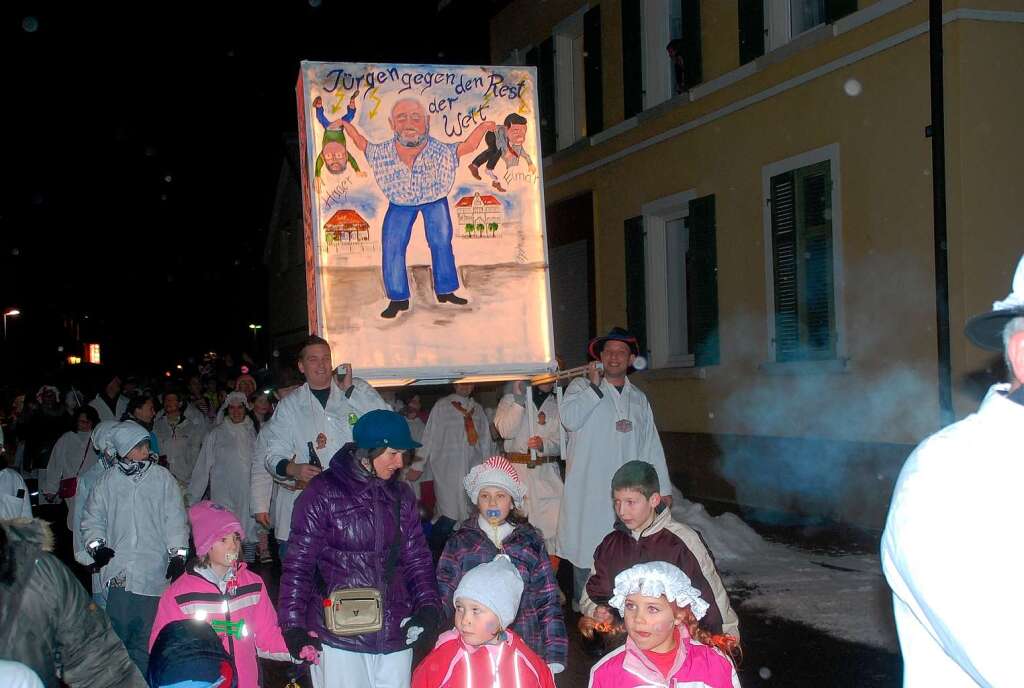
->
[148, 501, 315, 687]
[588, 561, 741, 688]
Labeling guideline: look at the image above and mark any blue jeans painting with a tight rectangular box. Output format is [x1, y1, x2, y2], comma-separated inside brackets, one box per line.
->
[381, 197, 459, 300]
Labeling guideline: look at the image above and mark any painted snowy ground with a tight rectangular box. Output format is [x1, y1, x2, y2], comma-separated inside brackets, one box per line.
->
[672, 490, 899, 652]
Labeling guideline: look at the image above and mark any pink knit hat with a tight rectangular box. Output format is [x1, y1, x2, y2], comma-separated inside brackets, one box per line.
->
[189, 501, 242, 556]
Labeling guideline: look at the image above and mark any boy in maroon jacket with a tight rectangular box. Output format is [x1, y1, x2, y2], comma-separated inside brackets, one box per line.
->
[578, 461, 739, 638]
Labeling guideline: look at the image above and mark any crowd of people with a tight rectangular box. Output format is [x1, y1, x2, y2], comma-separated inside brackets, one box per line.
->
[3, 249, 1021, 688]
[0, 329, 742, 688]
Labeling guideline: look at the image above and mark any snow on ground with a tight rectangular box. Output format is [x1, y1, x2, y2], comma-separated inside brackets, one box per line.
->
[672, 491, 899, 651]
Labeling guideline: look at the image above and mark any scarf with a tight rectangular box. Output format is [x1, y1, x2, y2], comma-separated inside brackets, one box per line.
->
[451, 400, 479, 446]
[116, 457, 152, 482]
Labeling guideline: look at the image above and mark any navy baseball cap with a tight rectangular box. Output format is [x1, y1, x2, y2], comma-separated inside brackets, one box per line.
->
[353, 409, 422, 450]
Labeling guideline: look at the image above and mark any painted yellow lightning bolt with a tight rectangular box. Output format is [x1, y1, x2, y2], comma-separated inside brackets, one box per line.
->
[368, 88, 381, 119]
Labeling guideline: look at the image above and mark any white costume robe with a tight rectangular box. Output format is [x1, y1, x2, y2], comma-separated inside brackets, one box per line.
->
[493, 391, 564, 550]
[188, 416, 258, 542]
[153, 412, 205, 489]
[556, 376, 671, 570]
[0, 468, 33, 520]
[40, 430, 95, 528]
[402, 415, 429, 499]
[882, 384, 1023, 687]
[263, 379, 389, 541]
[418, 394, 496, 523]
[88, 395, 128, 423]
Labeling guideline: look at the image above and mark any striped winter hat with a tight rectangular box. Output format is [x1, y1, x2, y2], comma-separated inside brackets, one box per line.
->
[463, 456, 526, 507]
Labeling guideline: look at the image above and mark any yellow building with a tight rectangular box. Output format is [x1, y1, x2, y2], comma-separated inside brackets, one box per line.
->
[490, 0, 1024, 528]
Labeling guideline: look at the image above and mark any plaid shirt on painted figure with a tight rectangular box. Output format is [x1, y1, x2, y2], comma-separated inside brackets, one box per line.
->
[365, 136, 459, 206]
[437, 517, 568, 671]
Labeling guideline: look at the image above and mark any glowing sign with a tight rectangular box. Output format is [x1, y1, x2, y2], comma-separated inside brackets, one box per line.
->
[296, 61, 555, 383]
[67, 355, 82, 365]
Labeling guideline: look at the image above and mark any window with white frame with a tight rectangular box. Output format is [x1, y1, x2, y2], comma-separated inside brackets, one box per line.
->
[622, 0, 702, 117]
[634, 190, 720, 369]
[763, 144, 842, 363]
[765, 0, 857, 51]
[553, 9, 587, 149]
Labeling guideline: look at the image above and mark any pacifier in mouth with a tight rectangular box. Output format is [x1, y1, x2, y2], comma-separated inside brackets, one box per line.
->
[485, 509, 502, 524]
[224, 551, 239, 564]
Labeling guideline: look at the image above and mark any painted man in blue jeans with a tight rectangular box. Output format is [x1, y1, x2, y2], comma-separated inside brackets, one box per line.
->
[343, 98, 495, 318]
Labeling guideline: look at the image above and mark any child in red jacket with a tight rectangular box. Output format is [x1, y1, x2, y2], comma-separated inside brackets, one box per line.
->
[412, 555, 555, 688]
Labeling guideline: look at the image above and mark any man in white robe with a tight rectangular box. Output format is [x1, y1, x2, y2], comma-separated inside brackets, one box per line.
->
[494, 380, 563, 552]
[417, 383, 495, 551]
[262, 335, 389, 558]
[882, 255, 1024, 687]
[557, 328, 672, 602]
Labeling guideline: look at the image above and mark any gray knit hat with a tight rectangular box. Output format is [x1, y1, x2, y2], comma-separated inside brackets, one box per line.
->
[453, 554, 524, 629]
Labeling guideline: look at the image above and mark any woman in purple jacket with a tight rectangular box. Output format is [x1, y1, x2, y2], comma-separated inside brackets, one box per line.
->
[278, 410, 441, 688]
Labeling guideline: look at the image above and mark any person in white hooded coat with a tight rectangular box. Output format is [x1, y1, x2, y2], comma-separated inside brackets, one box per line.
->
[557, 328, 672, 595]
[881, 255, 1024, 688]
[187, 392, 258, 556]
[262, 336, 389, 553]
[80, 421, 189, 675]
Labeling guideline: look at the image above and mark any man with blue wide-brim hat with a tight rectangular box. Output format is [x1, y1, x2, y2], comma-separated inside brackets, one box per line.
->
[882, 254, 1024, 687]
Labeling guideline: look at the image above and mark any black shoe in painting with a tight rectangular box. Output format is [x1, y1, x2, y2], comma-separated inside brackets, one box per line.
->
[381, 299, 410, 318]
[436, 293, 468, 305]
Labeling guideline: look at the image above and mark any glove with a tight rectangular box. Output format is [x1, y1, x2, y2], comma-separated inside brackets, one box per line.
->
[90, 546, 115, 569]
[165, 555, 186, 581]
[402, 606, 440, 651]
[284, 628, 322, 662]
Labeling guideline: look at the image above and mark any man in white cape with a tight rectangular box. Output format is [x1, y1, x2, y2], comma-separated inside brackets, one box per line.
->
[417, 383, 495, 551]
[882, 254, 1024, 687]
[262, 335, 389, 558]
[494, 379, 563, 553]
[557, 327, 672, 603]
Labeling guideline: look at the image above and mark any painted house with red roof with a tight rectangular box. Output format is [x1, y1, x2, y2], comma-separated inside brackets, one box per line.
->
[454, 192, 503, 234]
[323, 209, 370, 243]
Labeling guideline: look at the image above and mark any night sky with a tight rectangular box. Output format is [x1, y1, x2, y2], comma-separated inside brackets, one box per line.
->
[1, 1, 494, 384]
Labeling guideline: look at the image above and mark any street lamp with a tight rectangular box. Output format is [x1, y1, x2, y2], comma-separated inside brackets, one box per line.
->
[248, 323, 263, 349]
[3, 309, 20, 340]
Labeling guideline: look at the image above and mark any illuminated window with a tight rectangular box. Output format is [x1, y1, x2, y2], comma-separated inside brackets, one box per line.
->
[86, 343, 101, 365]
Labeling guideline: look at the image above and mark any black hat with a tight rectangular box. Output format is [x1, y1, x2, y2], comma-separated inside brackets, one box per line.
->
[589, 327, 640, 360]
[965, 255, 1024, 352]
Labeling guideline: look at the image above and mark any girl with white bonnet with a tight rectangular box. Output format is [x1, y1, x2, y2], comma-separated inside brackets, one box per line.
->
[588, 561, 740, 688]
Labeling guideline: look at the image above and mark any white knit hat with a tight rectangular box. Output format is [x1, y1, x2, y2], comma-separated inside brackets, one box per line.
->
[463, 456, 526, 507]
[608, 561, 710, 620]
[453, 555, 524, 629]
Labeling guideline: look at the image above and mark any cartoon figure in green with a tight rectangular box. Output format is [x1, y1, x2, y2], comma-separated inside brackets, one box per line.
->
[313, 92, 366, 194]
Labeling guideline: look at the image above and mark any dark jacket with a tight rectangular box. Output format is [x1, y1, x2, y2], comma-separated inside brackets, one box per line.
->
[278, 443, 440, 654]
[582, 505, 739, 638]
[0, 518, 145, 687]
[436, 518, 567, 668]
